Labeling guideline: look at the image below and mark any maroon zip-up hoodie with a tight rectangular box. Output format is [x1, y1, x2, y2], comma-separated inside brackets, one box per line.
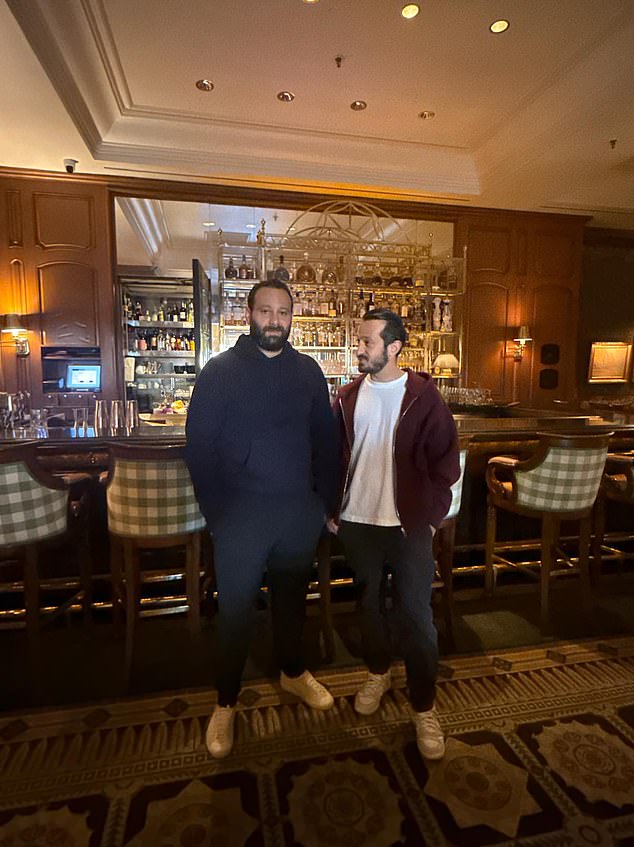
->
[333, 370, 460, 532]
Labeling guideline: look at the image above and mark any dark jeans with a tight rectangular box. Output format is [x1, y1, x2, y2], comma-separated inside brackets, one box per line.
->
[211, 492, 324, 706]
[338, 520, 438, 712]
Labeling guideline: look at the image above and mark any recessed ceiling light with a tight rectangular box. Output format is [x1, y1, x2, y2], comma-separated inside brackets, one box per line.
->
[489, 19, 510, 33]
[401, 3, 420, 19]
[245, 223, 257, 229]
[195, 79, 214, 91]
[302, 0, 320, 4]
[350, 100, 367, 111]
[277, 90, 295, 102]
[202, 221, 215, 227]
[418, 110, 436, 120]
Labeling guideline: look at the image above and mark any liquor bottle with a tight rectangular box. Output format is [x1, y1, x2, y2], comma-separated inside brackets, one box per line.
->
[157, 299, 165, 322]
[187, 299, 194, 323]
[139, 331, 147, 352]
[328, 290, 337, 318]
[321, 262, 338, 284]
[238, 255, 249, 279]
[225, 258, 238, 279]
[296, 253, 316, 283]
[179, 301, 187, 321]
[367, 291, 376, 312]
[356, 290, 366, 318]
[273, 254, 290, 282]
[319, 288, 329, 316]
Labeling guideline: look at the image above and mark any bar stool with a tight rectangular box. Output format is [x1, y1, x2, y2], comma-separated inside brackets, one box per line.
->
[592, 451, 634, 579]
[0, 443, 91, 672]
[432, 434, 470, 647]
[485, 432, 612, 628]
[104, 443, 206, 680]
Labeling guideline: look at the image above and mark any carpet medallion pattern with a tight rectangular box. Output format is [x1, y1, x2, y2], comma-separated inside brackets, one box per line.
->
[1, 637, 633, 846]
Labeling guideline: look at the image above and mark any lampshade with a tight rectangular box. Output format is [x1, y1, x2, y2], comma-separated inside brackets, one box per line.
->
[513, 325, 532, 343]
[1, 313, 25, 333]
[432, 352, 460, 372]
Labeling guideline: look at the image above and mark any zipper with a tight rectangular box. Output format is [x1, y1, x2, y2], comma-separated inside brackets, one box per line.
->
[339, 396, 354, 500]
[392, 395, 418, 535]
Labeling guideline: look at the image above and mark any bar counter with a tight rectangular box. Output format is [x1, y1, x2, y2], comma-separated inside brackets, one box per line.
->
[2, 412, 632, 543]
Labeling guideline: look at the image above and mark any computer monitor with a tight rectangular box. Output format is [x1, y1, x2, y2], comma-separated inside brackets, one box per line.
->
[66, 363, 101, 391]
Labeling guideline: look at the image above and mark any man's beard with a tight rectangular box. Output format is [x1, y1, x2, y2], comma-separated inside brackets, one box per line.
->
[357, 346, 388, 375]
[250, 319, 290, 352]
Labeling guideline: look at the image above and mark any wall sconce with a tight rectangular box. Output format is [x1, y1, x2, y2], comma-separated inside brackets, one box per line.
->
[1, 313, 30, 357]
[512, 325, 532, 361]
[432, 351, 461, 377]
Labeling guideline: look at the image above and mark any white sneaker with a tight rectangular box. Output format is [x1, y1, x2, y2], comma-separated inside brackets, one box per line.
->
[280, 670, 334, 710]
[413, 706, 445, 760]
[205, 705, 235, 759]
[354, 671, 392, 715]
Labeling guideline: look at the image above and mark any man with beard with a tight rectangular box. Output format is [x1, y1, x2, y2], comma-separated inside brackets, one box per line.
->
[328, 309, 459, 760]
[186, 280, 338, 759]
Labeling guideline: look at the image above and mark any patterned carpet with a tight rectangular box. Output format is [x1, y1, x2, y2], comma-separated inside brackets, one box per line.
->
[1, 637, 634, 846]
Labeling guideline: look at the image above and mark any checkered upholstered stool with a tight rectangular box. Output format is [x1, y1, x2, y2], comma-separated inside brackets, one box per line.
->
[485, 432, 612, 628]
[0, 443, 91, 672]
[432, 434, 470, 648]
[592, 451, 634, 579]
[104, 443, 206, 679]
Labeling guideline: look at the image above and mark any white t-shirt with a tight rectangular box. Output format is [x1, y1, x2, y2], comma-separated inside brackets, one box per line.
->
[340, 372, 407, 526]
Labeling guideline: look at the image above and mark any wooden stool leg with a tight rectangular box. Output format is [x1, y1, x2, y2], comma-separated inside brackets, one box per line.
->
[485, 498, 497, 594]
[591, 494, 606, 585]
[436, 520, 456, 649]
[122, 539, 139, 683]
[185, 532, 201, 637]
[316, 534, 335, 664]
[109, 536, 123, 634]
[578, 515, 594, 626]
[24, 544, 41, 676]
[540, 515, 556, 630]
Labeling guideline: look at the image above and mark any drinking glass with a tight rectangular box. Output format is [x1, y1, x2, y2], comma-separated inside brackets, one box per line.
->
[110, 400, 125, 432]
[125, 399, 140, 431]
[94, 400, 109, 432]
[73, 406, 88, 434]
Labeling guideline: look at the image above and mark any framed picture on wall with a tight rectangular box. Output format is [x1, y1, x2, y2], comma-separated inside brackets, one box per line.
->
[587, 341, 632, 383]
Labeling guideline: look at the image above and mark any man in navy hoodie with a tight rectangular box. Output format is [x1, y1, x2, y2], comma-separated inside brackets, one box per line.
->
[186, 279, 338, 758]
[328, 309, 459, 760]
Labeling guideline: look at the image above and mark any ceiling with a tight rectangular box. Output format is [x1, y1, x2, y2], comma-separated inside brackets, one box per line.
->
[2, 0, 634, 230]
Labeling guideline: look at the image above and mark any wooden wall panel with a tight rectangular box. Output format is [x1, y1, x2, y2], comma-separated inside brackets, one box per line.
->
[38, 262, 98, 346]
[465, 282, 511, 398]
[33, 193, 95, 250]
[456, 212, 584, 406]
[0, 174, 115, 403]
[466, 226, 512, 275]
[534, 230, 576, 279]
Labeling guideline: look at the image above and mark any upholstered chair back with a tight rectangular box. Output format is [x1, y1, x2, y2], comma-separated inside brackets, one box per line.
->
[0, 448, 68, 547]
[106, 445, 205, 538]
[514, 441, 608, 512]
[445, 448, 467, 521]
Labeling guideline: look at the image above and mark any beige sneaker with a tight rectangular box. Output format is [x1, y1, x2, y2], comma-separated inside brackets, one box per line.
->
[280, 670, 334, 710]
[205, 705, 236, 759]
[413, 706, 445, 760]
[354, 671, 391, 715]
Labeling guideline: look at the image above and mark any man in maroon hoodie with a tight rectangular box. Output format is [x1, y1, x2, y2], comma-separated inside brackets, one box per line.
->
[328, 309, 459, 759]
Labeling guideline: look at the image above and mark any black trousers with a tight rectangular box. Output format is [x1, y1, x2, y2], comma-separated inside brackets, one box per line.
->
[211, 492, 324, 706]
[338, 520, 438, 712]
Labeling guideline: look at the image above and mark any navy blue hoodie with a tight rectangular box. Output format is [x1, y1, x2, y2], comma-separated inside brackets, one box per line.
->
[185, 334, 339, 527]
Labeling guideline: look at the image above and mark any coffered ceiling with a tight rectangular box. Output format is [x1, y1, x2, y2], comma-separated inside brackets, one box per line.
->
[2, 0, 634, 229]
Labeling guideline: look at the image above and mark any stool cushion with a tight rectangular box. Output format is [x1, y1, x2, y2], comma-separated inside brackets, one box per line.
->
[0, 461, 68, 547]
[107, 458, 206, 537]
[515, 446, 607, 511]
